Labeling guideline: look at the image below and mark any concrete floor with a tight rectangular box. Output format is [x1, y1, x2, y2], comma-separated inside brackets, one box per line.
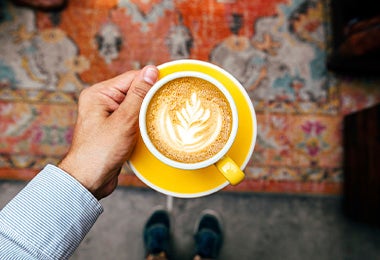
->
[1, 181, 380, 260]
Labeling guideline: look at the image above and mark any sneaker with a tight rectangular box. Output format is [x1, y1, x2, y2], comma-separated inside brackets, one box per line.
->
[143, 208, 171, 258]
[194, 210, 223, 259]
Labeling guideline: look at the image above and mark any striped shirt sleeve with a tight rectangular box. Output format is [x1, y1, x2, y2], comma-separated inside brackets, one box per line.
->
[0, 164, 104, 259]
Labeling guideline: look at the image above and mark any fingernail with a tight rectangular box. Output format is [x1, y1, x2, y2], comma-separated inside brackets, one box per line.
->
[143, 67, 158, 85]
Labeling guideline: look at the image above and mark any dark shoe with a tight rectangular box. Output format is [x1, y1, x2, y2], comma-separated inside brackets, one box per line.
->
[194, 210, 223, 259]
[143, 208, 171, 258]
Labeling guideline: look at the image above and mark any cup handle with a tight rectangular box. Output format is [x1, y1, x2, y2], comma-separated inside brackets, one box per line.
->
[215, 156, 245, 185]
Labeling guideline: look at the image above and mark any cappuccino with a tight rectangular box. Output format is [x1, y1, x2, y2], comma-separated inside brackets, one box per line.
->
[145, 77, 233, 163]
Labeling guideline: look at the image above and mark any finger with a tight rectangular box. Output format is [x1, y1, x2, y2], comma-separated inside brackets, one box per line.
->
[91, 70, 140, 106]
[112, 65, 158, 124]
[79, 70, 141, 117]
[96, 70, 139, 95]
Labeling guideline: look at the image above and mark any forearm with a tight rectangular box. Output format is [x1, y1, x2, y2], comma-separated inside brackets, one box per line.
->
[0, 165, 103, 259]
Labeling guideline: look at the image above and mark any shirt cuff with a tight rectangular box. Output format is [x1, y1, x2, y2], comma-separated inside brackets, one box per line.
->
[0, 164, 103, 259]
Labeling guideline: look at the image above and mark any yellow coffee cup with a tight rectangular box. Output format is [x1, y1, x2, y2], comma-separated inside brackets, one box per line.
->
[129, 59, 257, 198]
[139, 70, 245, 185]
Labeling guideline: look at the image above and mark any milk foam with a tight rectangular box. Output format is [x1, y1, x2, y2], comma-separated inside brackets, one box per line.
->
[158, 92, 223, 153]
[146, 77, 232, 163]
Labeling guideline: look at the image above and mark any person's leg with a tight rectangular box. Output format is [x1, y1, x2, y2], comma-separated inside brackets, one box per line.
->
[193, 210, 223, 260]
[143, 208, 171, 260]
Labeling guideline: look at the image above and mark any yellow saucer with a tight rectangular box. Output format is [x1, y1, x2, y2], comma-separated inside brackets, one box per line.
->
[129, 59, 257, 198]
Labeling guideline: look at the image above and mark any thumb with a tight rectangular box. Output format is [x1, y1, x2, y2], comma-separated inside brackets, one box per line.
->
[112, 65, 158, 124]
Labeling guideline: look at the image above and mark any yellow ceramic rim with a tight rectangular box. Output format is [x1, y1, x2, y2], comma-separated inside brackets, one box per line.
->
[129, 59, 257, 198]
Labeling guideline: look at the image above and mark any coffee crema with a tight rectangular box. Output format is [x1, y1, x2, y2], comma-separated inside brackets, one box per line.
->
[146, 77, 233, 164]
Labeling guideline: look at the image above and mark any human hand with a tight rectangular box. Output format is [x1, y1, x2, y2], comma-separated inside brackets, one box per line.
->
[58, 65, 159, 200]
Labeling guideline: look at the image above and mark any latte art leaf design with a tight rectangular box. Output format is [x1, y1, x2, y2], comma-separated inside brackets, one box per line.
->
[176, 93, 210, 144]
[165, 92, 222, 151]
